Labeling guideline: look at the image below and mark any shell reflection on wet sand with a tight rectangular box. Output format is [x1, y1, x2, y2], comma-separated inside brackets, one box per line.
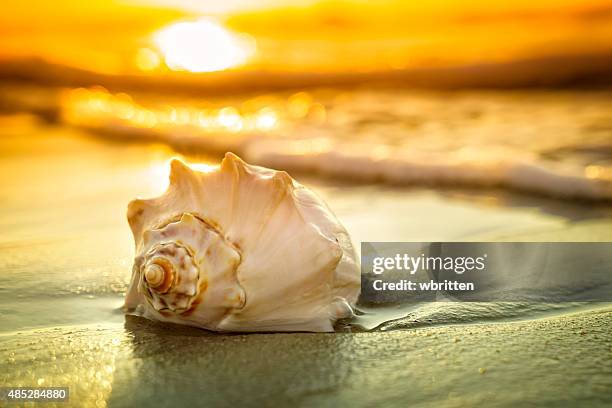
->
[2, 307, 611, 407]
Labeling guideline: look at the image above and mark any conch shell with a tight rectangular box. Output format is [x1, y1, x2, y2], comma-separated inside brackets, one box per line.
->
[125, 153, 360, 332]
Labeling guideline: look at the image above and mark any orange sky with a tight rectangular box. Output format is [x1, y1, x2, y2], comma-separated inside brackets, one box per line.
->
[1, 0, 612, 74]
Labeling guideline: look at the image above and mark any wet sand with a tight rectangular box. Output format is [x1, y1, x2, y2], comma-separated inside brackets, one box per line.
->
[2, 306, 611, 407]
[1, 115, 611, 406]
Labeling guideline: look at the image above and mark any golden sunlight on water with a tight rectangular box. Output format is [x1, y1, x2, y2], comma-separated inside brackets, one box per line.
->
[152, 19, 255, 72]
[147, 160, 172, 195]
[147, 160, 219, 195]
[58, 87, 333, 142]
[60, 87, 286, 134]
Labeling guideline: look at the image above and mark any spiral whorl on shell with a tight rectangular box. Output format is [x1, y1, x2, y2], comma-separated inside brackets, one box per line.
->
[137, 212, 243, 315]
[125, 153, 360, 332]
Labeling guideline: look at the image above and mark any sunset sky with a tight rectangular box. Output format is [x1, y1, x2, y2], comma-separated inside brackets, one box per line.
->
[2, 0, 612, 74]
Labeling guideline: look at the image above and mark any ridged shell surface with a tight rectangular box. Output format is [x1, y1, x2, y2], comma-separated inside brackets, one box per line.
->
[125, 153, 360, 332]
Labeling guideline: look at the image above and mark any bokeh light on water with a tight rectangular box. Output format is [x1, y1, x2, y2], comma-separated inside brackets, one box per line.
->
[59, 86, 334, 141]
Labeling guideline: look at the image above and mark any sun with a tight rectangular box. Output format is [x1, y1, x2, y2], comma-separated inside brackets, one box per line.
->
[153, 19, 254, 73]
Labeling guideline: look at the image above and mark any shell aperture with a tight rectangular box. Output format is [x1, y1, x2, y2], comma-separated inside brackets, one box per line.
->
[125, 153, 360, 332]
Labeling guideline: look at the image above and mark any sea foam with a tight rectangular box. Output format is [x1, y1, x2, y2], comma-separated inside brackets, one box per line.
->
[246, 139, 612, 200]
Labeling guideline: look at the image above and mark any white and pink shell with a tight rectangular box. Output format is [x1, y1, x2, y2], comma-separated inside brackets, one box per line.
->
[125, 153, 360, 332]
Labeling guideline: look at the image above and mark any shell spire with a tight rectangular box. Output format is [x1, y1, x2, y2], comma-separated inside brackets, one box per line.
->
[125, 153, 361, 332]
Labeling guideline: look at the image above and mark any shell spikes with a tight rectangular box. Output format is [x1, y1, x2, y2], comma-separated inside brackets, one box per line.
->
[125, 153, 361, 332]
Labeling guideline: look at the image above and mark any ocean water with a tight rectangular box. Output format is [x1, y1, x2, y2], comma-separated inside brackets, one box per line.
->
[1, 87, 612, 332]
[1, 88, 612, 406]
[59, 87, 612, 199]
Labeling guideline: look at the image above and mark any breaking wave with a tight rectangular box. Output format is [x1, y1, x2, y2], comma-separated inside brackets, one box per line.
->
[60, 87, 612, 200]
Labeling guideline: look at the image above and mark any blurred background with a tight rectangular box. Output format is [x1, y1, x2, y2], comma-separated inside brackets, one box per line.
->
[2, 0, 612, 240]
[1, 0, 612, 196]
[2, 2, 612, 406]
[3, 0, 612, 76]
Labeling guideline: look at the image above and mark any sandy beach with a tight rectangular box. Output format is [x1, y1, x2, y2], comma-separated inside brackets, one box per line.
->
[1, 108, 611, 406]
[2, 305, 611, 407]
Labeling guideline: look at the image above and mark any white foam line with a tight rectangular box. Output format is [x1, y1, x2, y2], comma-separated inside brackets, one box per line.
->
[74, 122, 612, 200]
[245, 139, 612, 200]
